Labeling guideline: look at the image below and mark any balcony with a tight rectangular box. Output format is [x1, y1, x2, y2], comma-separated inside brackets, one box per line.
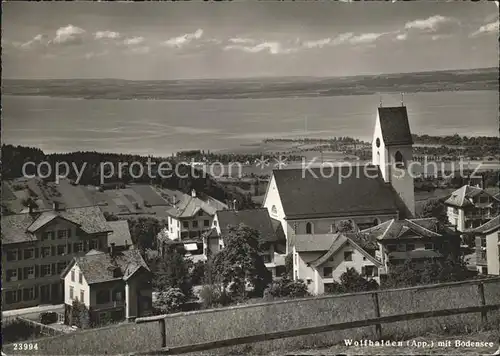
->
[93, 300, 125, 311]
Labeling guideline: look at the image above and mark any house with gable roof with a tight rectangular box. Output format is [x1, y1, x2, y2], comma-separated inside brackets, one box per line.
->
[444, 185, 499, 232]
[263, 106, 416, 254]
[61, 245, 152, 326]
[469, 215, 500, 275]
[294, 217, 460, 295]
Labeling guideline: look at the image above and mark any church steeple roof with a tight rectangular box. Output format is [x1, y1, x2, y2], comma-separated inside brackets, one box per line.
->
[378, 106, 413, 146]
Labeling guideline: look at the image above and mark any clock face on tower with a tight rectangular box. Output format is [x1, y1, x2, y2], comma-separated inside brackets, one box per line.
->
[376, 138, 380, 148]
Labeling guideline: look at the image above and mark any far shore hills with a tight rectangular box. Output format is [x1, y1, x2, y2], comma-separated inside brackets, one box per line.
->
[3, 67, 498, 101]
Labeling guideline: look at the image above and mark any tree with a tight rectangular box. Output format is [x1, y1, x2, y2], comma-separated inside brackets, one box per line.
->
[284, 253, 293, 278]
[419, 199, 447, 224]
[337, 268, 378, 293]
[336, 220, 355, 233]
[70, 299, 90, 329]
[152, 245, 193, 297]
[154, 288, 186, 314]
[190, 260, 206, 286]
[382, 260, 420, 289]
[211, 224, 272, 300]
[127, 217, 167, 251]
[263, 275, 309, 300]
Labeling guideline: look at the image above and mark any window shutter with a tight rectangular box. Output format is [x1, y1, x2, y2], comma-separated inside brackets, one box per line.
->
[361, 266, 366, 276]
[67, 244, 72, 254]
[17, 290, 22, 301]
[68, 229, 72, 238]
[51, 246, 56, 256]
[34, 286, 39, 299]
[52, 263, 56, 275]
[18, 268, 23, 280]
[35, 265, 39, 278]
[35, 248, 39, 258]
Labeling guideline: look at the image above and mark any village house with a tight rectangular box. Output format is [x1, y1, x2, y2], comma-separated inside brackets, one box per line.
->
[205, 208, 287, 277]
[1, 203, 113, 310]
[294, 217, 460, 295]
[61, 245, 152, 326]
[444, 185, 499, 232]
[156, 189, 227, 259]
[263, 106, 415, 254]
[470, 215, 500, 275]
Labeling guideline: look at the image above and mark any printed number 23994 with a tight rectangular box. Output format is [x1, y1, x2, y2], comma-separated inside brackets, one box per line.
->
[13, 343, 39, 351]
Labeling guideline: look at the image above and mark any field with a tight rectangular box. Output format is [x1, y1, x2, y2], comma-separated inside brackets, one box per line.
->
[3, 278, 500, 356]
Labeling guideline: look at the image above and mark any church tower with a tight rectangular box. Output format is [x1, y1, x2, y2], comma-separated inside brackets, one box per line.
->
[372, 105, 415, 217]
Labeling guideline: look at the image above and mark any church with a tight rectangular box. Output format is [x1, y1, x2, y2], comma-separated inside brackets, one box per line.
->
[263, 105, 416, 254]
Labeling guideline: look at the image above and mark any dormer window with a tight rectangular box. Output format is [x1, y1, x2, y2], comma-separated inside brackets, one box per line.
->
[306, 222, 313, 234]
[271, 205, 277, 216]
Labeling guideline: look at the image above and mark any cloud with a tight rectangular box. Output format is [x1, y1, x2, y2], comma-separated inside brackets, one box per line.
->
[470, 20, 499, 37]
[404, 15, 456, 32]
[224, 41, 296, 55]
[164, 29, 204, 47]
[123, 36, 145, 46]
[95, 31, 121, 40]
[396, 33, 408, 41]
[301, 32, 353, 49]
[228, 37, 256, 45]
[50, 25, 85, 45]
[349, 32, 386, 45]
[303, 38, 332, 49]
[18, 34, 46, 49]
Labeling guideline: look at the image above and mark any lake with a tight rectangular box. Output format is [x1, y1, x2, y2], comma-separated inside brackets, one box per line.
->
[2, 90, 498, 157]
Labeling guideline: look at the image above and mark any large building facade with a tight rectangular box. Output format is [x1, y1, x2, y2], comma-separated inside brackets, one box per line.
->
[2, 205, 112, 311]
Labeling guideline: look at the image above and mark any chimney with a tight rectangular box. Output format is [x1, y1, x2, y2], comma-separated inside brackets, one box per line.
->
[110, 242, 116, 257]
[191, 189, 196, 198]
[171, 196, 176, 208]
[52, 201, 60, 211]
[125, 240, 129, 250]
[29, 205, 34, 214]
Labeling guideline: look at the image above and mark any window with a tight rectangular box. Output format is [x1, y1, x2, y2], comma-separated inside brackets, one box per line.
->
[407, 244, 416, 251]
[41, 265, 51, 277]
[80, 290, 85, 303]
[198, 210, 204, 217]
[24, 267, 35, 279]
[480, 237, 487, 248]
[58, 230, 68, 239]
[67, 229, 72, 238]
[41, 246, 51, 257]
[69, 286, 74, 299]
[395, 151, 404, 168]
[453, 207, 459, 215]
[71, 270, 75, 282]
[57, 245, 66, 256]
[479, 196, 488, 204]
[5, 291, 19, 304]
[90, 239, 99, 250]
[387, 244, 397, 252]
[112, 288, 124, 301]
[182, 221, 189, 229]
[306, 222, 313, 234]
[344, 251, 353, 261]
[57, 262, 67, 274]
[330, 223, 336, 233]
[42, 231, 53, 241]
[192, 220, 198, 228]
[262, 254, 272, 263]
[323, 267, 333, 278]
[96, 290, 111, 304]
[79, 272, 83, 284]
[6, 249, 18, 261]
[204, 220, 210, 227]
[23, 287, 35, 301]
[74, 242, 83, 253]
[271, 205, 277, 216]
[396, 244, 406, 252]
[6, 269, 18, 282]
[373, 218, 380, 227]
[424, 243, 433, 250]
[24, 248, 34, 260]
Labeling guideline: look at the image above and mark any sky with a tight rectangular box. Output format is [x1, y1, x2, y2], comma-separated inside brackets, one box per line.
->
[2, 1, 499, 80]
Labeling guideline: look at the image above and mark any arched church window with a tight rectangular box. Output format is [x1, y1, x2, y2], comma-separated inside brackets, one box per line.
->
[306, 222, 313, 234]
[395, 151, 404, 168]
[271, 205, 277, 216]
[376, 138, 381, 148]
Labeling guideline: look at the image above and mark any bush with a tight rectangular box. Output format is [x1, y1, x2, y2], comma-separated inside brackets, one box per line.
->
[70, 299, 90, 329]
[154, 288, 187, 314]
[199, 284, 233, 309]
[263, 276, 310, 300]
[39, 312, 58, 325]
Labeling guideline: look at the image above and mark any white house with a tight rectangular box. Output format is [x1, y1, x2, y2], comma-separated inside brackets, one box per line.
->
[472, 215, 500, 275]
[263, 106, 415, 254]
[293, 217, 460, 295]
[444, 185, 499, 232]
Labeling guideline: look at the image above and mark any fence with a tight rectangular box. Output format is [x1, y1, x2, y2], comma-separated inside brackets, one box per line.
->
[2, 277, 500, 355]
